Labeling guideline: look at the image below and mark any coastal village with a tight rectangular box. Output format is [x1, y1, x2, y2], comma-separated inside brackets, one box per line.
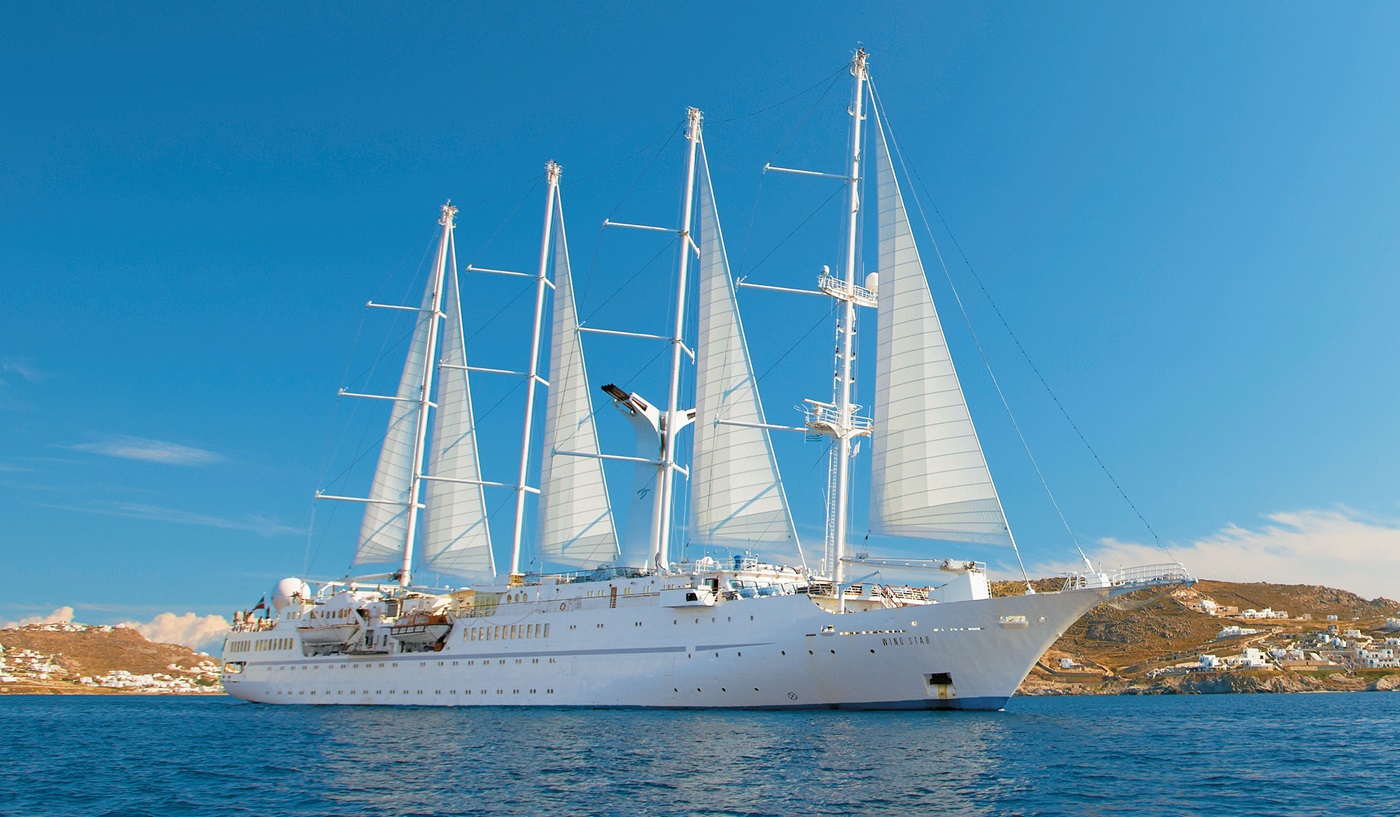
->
[1016, 579, 1400, 695]
[3, 578, 1398, 697]
[0, 621, 222, 695]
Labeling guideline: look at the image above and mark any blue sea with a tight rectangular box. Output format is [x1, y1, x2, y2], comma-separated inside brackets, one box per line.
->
[3, 693, 1397, 816]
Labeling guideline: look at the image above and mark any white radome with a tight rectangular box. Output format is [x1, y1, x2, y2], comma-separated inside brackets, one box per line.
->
[271, 578, 310, 612]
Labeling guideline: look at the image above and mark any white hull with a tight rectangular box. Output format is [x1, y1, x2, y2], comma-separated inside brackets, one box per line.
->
[221, 586, 1106, 710]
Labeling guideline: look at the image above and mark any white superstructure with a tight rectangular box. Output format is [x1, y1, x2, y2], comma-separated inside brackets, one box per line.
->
[222, 49, 1192, 711]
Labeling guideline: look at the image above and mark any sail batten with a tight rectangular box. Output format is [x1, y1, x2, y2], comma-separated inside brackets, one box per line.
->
[421, 265, 495, 581]
[537, 196, 620, 570]
[869, 119, 1013, 546]
[690, 145, 799, 549]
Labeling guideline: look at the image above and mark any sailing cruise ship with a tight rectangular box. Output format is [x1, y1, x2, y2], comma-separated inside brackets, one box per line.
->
[221, 50, 1192, 710]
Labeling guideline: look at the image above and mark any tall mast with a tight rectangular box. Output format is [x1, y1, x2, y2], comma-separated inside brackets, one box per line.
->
[653, 107, 704, 571]
[831, 49, 869, 607]
[399, 201, 457, 587]
[509, 162, 561, 583]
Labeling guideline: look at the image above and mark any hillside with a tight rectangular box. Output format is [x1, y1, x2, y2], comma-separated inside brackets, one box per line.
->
[0, 624, 221, 694]
[993, 578, 1400, 695]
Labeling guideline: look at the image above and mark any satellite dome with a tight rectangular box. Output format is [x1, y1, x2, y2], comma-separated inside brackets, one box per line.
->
[271, 577, 312, 612]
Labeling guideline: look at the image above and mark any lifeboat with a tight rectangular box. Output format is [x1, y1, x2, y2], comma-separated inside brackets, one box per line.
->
[296, 605, 363, 645]
[388, 611, 453, 644]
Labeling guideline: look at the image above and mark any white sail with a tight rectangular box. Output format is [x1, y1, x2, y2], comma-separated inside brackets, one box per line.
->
[421, 265, 495, 580]
[537, 196, 619, 570]
[869, 121, 1013, 546]
[690, 146, 798, 547]
[353, 279, 435, 566]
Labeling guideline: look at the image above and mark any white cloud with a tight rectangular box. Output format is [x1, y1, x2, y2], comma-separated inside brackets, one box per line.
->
[1, 359, 48, 383]
[69, 435, 224, 465]
[120, 612, 231, 651]
[33, 500, 302, 537]
[1, 606, 75, 629]
[1050, 508, 1400, 602]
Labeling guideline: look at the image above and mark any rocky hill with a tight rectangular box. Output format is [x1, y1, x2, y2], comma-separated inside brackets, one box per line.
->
[993, 578, 1400, 695]
[0, 624, 221, 694]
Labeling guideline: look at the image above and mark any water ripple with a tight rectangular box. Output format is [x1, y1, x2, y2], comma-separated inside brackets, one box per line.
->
[2, 693, 1398, 816]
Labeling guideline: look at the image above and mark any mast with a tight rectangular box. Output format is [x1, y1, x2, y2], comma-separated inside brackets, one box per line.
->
[509, 162, 561, 583]
[830, 50, 869, 607]
[399, 201, 456, 587]
[652, 107, 703, 571]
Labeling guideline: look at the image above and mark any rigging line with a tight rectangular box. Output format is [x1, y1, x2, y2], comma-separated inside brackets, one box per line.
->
[456, 172, 543, 214]
[465, 177, 543, 266]
[311, 305, 370, 532]
[754, 306, 834, 385]
[607, 120, 684, 223]
[580, 121, 684, 311]
[344, 320, 422, 394]
[301, 500, 318, 579]
[783, 441, 836, 573]
[565, 123, 680, 188]
[343, 230, 440, 393]
[708, 62, 850, 125]
[473, 371, 527, 426]
[315, 231, 439, 549]
[764, 63, 849, 165]
[463, 279, 532, 345]
[742, 184, 846, 278]
[873, 85, 1162, 568]
[580, 238, 678, 322]
[733, 173, 765, 281]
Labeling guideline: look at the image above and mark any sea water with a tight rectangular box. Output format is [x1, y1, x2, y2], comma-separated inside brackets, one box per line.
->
[2, 693, 1396, 816]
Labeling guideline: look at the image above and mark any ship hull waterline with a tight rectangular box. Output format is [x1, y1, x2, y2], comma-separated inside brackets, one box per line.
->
[221, 586, 1107, 711]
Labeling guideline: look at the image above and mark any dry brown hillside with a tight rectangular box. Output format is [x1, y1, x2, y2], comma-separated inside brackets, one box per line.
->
[0, 626, 215, 681]
[992, 577, 1400, 693]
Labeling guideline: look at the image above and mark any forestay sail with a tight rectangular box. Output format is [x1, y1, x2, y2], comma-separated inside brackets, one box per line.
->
[868, 120, 1012, 546]
[690, 144, 798, 548]
[421, 264, 495, 580]
[537, 196, 620, 570]
[353, 276, 435, 566]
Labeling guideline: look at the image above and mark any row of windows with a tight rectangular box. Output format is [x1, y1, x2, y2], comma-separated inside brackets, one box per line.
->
[265, 656, 560, 675]
[275, 688, 555, 697]
[229, 637, 295, 654]
[465, 623, 549, 641]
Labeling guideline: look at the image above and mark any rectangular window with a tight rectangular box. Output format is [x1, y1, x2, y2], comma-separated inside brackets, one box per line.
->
[544, 624, 550, 638]
[509, 625, 517, 639]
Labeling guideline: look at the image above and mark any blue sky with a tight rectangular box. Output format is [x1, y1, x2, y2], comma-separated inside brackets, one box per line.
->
[3, 3, 1398, 641]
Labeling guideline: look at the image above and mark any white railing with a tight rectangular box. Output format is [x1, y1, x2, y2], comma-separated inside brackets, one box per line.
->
[1110, 563, 1194, 587]
[1061, 562, 1194, 593]
[817, 270, 877, 307]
